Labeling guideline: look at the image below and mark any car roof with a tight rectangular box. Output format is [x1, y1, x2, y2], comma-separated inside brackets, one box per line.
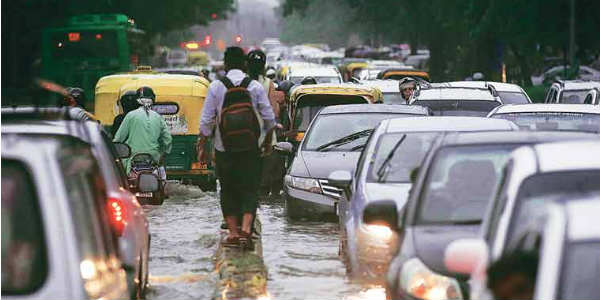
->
[384, 116, 517, 133]
[414, 87, 497, 101]
[288, 67, 340, 77]
[436, 81, 524, 93]
[533, 140, 600, 172]
[2, 120, 102, 143]
[490, 103, 600, 115]
[557, 80, 600, 90]
[318, 104, 429, 115]
[564, 197, 600, 240]
[359, 79, 400, 93]
[440, 131, 598, 146]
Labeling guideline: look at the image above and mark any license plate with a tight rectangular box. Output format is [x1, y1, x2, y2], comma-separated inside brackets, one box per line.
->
[136, 192, 153, 198]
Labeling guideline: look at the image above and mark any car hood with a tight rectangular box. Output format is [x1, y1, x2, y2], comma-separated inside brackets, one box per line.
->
[300, 151, 361, 179]
[412, 224, 480, 277]
[365, 182, 412, 210]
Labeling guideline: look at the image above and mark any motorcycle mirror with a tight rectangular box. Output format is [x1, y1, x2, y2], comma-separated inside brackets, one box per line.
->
[138, 173, 159, 193]
[114, 142, 131, 159]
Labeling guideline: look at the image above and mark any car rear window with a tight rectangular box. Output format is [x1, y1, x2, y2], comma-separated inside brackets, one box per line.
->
[2, 160, 48, 294]
[412, 100, 500, 116]
[498, 91, 530, 104]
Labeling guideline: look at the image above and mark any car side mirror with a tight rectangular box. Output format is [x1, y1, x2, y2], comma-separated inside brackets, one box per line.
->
[274, 142, 294, 154]
[328, 170, 352, 189]
[114, 142, 131, 159]
[410, 167, 420, 184]
[362, 200, 398, 231]
[444, 238, 489, 276]
[138, 173, 159, 193]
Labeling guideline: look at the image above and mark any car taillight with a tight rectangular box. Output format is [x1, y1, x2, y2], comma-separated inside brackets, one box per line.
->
[107, 198, 126, 236]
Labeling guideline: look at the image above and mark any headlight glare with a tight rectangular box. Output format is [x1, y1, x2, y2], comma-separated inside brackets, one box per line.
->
[399, 258, 463, 300]
[285, 175, 321, 193]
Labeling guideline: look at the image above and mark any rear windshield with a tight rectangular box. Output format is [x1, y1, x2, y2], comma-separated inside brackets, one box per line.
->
[383, 92, 405, 105]
[294, 95, 369, 130]
[51, 30, 119, 59]
[2, 160, 47, 294]
[561, 90, 591, 104]
[498, 91, 530, 104]
[413, 100, 500, 116]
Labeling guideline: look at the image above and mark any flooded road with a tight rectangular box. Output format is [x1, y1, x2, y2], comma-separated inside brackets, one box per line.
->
[144, 184, 385, 300]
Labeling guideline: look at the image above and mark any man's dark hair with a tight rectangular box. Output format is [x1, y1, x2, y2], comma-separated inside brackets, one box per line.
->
[224, 46, 246, 72]
[487, 250, 539, 290]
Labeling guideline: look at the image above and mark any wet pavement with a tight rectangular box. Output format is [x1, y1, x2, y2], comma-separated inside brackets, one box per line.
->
[144, 184, 385, 300]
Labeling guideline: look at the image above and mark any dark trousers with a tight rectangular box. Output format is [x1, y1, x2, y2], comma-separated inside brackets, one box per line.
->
[260, 152, 285, 195]
[215, 150, 260, 217]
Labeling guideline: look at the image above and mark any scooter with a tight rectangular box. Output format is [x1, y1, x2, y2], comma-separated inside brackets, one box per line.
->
[129, 153, 166, 205]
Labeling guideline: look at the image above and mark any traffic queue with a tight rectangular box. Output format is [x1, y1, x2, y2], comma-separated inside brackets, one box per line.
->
[2, 44, 600, 300]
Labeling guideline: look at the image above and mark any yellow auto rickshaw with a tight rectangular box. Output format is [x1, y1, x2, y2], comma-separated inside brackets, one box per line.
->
[287, 83, 383, 143]
[344, 62, 370, 82]
[376, 68, 430, 81]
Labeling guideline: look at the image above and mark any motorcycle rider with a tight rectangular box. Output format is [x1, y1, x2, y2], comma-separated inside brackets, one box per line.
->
[63, 87, 97, 121]
[113, 86, 172, 182]
[111, 90, 139, 136]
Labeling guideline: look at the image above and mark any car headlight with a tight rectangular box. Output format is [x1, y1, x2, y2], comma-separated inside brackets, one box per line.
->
[362, 224, 393, 241]
[284, 175, 321, 193]
[399, 258, 463, 300]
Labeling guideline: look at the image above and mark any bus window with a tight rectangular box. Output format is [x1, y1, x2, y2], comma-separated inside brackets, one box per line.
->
[51, 30, 119, 59]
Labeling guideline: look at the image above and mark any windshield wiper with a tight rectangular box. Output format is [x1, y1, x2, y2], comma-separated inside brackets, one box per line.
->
[315, 129, 374, 152]
[376, 134, 407, 182]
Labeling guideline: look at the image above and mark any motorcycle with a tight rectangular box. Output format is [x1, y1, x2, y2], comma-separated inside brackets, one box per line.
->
[129, 153, 166, 205]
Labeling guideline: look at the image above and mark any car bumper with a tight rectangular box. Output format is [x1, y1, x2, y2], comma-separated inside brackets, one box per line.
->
[284, 186, 337, 220]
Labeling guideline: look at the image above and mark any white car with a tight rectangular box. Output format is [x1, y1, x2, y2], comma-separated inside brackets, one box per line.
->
[488, 103, 600, 133]
[444, 140, 600, 300]
[2, 132, 129, 299]
[544, 80, 600, 104]
[440, 81, 532, 104]
[2, 107, 151, 299]
[166, 49, 187, 67]
[410, 84, 502, 116]
[287, 66, 343, 84]
[532, 65, 600, 85]
[359, 79, 403, 104]
[584, 87, 600, 105]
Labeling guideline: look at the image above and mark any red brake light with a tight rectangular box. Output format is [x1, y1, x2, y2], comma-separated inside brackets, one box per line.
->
[107, 198, 126, 236]
[68, 32, 80, 42]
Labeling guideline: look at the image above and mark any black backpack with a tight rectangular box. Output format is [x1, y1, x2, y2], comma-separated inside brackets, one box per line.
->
[219, 77, 261, 152]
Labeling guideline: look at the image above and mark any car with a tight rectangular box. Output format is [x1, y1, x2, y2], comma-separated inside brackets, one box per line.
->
[279, 104, 431, 220]
[328, 117, 518, 280]
[2, 107, 152, 299]
[367, 130, 591, 299]
[437, 81, 532, 104]
[2, 131, 130, 299]
[487, 103, 600, 133]
[584, 87, 600, 105]
[543, 80, 600, 104]
[444, 139, 600, 299]
[532, 65, 600, 86]
[410, 84, 503, 116]
[166, 49, 187, 67]
[359, 79, 404, 105]
[376, 68, 430, 82]
[287, 66, 343, 84]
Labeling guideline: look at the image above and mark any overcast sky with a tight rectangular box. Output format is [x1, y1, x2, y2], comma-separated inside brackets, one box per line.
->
[244, 0, 278, 8]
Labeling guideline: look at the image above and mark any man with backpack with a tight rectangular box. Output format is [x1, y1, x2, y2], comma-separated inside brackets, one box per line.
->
[197, 47, 277, 249]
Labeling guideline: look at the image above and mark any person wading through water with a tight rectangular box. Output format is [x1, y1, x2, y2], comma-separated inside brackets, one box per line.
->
[197, 47, 278, 249]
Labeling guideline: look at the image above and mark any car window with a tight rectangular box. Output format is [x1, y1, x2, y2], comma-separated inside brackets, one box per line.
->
[560, 90, 590, 104]
[584, 94, 593, 105]
[416, 144, 517, 224]
[100, 131, 129, 188]
[412, 100, 500, 116]
[368, 132, 439, 183]
[497, 92, 529, 104]
[2, 160, 48, 294]
[59, 147, 117, 260]
[491, 112, 600, 133]
[559, 241, 600, 299]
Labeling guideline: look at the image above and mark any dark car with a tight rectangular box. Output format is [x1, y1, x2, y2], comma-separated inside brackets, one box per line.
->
[361, 131, 596, 299]
[277, 104, 431, 220]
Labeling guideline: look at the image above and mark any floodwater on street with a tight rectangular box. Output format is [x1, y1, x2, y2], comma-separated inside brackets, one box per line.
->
[144, 184, 385, 300]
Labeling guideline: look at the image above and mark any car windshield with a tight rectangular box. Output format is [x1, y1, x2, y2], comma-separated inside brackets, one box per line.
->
[417, 145, 517, 224]
[367, 132, 439, 183]
[383, 92, 405, 105]
[491, 112, 600, 132]
[561, 90, 591, 104]
[413, 100, 500, 116]
[560, 241, 600, 299]
[498, 91, 529, 104]
[303, 113, 413, 151]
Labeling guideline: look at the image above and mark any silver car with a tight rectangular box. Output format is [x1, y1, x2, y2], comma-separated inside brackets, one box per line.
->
[2, 133, 129, 299]
[410, 84, 503, 116]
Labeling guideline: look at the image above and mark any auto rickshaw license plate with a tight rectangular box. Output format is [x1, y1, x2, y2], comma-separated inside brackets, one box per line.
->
[136, 192, 153, 198]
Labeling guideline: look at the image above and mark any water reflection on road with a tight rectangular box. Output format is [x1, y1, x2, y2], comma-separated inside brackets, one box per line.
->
[144, 185, 384, 300]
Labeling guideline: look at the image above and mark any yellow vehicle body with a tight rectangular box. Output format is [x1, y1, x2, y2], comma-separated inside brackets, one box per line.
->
[344, 62, 369, 81]
[378, 69, 430, 81]
[288, 83, 383, 142]
[187, 51, 210, 66]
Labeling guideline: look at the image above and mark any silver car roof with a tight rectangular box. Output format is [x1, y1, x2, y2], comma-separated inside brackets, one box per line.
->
[414, 88, 497, 101]
[384, 116, 517, 133]
[434, 81, 524, 93]
[318, 103, 429, 115]
[533, 140, 600, 172]
[490, 103, 600, 115]
[564, 197, 600, 241]
[359, 79, 400, 93]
